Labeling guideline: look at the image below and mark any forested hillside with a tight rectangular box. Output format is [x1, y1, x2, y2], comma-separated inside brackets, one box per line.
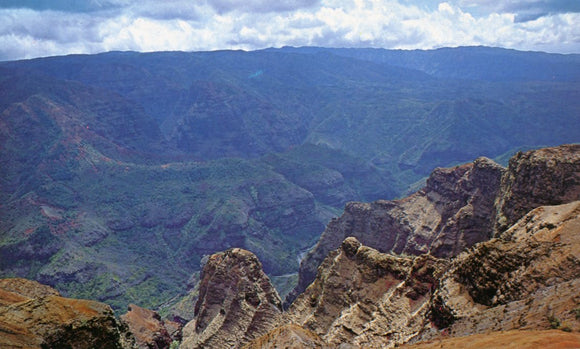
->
[1, 47, 578, 310]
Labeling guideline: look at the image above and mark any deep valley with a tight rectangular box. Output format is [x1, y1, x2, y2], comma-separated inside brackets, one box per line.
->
[0, 47, 579, 348]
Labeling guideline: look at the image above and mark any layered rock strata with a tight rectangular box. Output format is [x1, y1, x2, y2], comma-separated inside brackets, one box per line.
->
[246, 202, 579, 348]
[495, 143, 580, 233]
[181, 248, 283, 349]
[288, 156, 504, 305]
[287, 237, 447, 347]
[241, 324, 326, 349]
[289, 144, 580, 306]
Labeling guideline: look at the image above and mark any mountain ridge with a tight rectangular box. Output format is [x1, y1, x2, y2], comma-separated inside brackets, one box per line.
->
[1, 47, 579, 311]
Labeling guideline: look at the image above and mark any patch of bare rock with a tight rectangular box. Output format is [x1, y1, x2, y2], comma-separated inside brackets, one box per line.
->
[180, 248, 284, 349]
[0, 278, 134, 349]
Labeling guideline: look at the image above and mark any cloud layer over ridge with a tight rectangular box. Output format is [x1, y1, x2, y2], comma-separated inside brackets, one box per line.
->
[1, 0, 578, 61]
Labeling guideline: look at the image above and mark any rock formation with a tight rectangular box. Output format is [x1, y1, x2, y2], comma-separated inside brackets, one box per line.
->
[286, 237, 447, 347]
[287, 156, 504, 305]
[495, 143, 580, 233]
[288, 144, 580, 306]
[249, 201, 575, 348]
[180, 248, 283, 349]
[0, 278, 134, 349]
[417, 200, 580, 342]
[241, 324, 326, 349]
[121, 303, 181, 349]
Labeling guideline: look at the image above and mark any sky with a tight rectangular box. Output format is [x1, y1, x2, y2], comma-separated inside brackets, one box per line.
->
[1, 0, 579, 61]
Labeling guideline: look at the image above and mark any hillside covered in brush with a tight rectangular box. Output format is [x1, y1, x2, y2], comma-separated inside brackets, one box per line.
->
[0, 46, 579, 310]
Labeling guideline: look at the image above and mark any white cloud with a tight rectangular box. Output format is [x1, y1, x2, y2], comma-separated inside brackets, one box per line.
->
[207, 0, 321, 14]
[0, 0, 579, 61]
[456, 0, 580, 22]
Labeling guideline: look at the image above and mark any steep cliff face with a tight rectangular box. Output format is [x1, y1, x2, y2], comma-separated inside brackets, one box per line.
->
[181, 248, 283, 349]
[419, 200, 580, 342]
[289, 144, 580, 306]
[288, 156, 504, 305]
[241, 324, 325, 349]
[269, 201, 580, 347]
[0, 278, 134, 349]
[287, 237, 447, 347]
[495, 144, 580, 233]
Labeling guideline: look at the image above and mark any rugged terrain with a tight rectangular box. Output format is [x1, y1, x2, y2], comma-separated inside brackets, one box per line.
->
[177, 201, 580, 348]
[236, 198, 580, 348]
[287, 156, 505, 304]
[288, 144, 579, 304]
[1, 47, 579, 312]
[178, 144, 580, 348]
[180, 248, 283, 348]
[2, 144, 579, 348]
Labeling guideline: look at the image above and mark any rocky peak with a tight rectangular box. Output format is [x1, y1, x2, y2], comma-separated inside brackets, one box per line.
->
[495, 144, 580, 233]
[181, 248, 283, 349]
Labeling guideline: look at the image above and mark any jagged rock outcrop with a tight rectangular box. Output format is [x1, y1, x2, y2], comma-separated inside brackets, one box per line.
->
[178, 145, 580, 348]
[287, 156, 504, 305]
[286, 237, 448, 347]
[416, 200, 580, 342]
[495, 144, 580, 233]
[181, 248, 283, 349]
[276, 201, 580, 347]
[0, 278, 134, 349]
[242, 324, 326, 349]
[121, 303, 181, 349]
[289, 144, 580, 306]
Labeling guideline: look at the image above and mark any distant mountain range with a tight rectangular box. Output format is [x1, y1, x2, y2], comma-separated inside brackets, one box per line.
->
[0, 46, 579, 311]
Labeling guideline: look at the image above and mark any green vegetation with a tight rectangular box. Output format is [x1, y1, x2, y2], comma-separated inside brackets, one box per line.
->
[0, 47, 578, 312]
[548, 315, 561, 329]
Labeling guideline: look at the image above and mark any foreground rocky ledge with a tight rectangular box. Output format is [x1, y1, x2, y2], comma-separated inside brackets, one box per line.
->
[0, 278, 134, 348]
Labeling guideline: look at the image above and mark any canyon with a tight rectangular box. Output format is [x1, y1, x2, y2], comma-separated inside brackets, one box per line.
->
[0, 46, 579, 347]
